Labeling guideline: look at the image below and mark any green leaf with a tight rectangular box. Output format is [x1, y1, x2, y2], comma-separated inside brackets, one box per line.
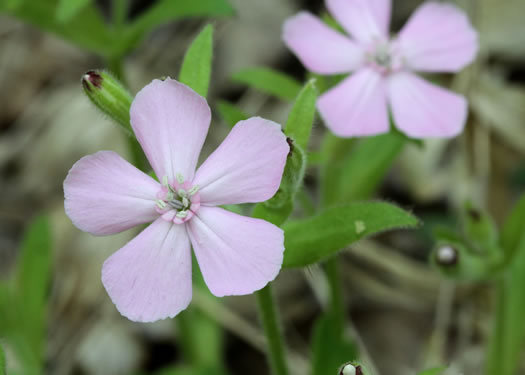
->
[501, 194, 525, 256]
[311, 312, 357, 375]
[1, 216, 53, 372]
[56, 0, 91, 23]
[126, 0, 233, 53]
[232, 67, 302, 101]
[284, 79, 318, 150]
[16, 216, 52, 321]
[252, 80, 316, 226]
[4, 0, 22, 11]
[417, 366, 447, 375]
[323, 132, 405, 206]
[2, 0, 115, 56]
[15, 216, 52, 368]
[179, 25, 214, 98]
[216, 100, 248, 128]
[283, 202, 420, 268]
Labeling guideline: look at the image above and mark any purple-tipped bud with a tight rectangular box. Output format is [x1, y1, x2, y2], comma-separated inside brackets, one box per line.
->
[81, 70, 133, 134]
[82, 71, 103, 92]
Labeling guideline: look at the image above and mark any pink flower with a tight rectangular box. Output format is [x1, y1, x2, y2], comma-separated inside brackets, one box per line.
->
[64, 79, 289, 322]
[283, 0, 478, 138]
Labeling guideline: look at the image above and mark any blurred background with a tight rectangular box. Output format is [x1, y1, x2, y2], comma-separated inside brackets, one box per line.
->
[0, 0, 524, 374]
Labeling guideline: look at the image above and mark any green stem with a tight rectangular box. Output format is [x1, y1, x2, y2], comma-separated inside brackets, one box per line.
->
[256, 285, 289, 375]
[107, 55, 125, 83]
[176, 310, 199, 364]
[324, 257, 345, 337]
[486, 279, 506, 375]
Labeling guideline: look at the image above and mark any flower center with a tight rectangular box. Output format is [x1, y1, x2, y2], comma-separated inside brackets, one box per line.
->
[155, 174, 200, 224]
[365, 39, 403, 75]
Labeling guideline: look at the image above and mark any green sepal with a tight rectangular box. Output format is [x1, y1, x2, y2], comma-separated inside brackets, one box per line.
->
[81, 70, 133, 134]
[462, 201, 499, 252]
[252, 140, 306, 226]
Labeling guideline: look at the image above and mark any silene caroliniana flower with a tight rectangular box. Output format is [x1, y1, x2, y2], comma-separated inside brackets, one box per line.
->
[64, 79, 289, 322]
[283, 0, 479, 138]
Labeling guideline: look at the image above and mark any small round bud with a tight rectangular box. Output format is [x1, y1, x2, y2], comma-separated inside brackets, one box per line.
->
[339, 363, 362, 375]
[435, 245, 458, 266]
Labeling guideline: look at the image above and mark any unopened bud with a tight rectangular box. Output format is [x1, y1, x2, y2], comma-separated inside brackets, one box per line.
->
[339, 363, 363, 375]
[81, 70, 133, 135]
[435, 245, 458, 266]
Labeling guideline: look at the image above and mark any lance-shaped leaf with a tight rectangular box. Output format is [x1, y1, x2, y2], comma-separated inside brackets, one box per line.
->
[179, 24, 214, 98]
[1, 0, 114, 56]
[232, 67, 302, 101]
[322, 132, 405, 206]
[10, 215, 52, 371]
[125, 0, 233, 53]
[252, 80, 317, 226]
[284, 79, 317, 150]
[283, 202, 420, 268]
[56, 0, 91, 23]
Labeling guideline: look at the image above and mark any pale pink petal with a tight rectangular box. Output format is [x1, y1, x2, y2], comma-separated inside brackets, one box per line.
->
[102, 219, 192, 322]
[193, 117, 288, 206]
[397, 2, 478, 72]
[64, 151, 160, 236]
[326, 0, 391, 43]
[317, 68, 389, 137]
[187, 207, 284, 297]
[130, 78, 211, 181]
[387, 72, 467, 138]
[283, 12, 364, 74]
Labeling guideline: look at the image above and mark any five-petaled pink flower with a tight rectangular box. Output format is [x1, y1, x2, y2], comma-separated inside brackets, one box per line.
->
[64, 79, 289, 322]
[283, 0, 479, 138]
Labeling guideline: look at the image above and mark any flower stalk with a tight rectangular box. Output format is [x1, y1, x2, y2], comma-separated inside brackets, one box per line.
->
[256, 285, 289, 375]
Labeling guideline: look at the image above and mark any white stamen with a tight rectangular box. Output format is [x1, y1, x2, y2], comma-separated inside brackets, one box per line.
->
[156, 200, 167, 209]
[176, 210, 188, 218]
[189, 185, 200, 195]
[162, 176, 169, 187]
[165, 191, 174, 201]
[176, 173, 185, 184]
[182, 197, 190, 207]
[178, 188, 188, 197]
